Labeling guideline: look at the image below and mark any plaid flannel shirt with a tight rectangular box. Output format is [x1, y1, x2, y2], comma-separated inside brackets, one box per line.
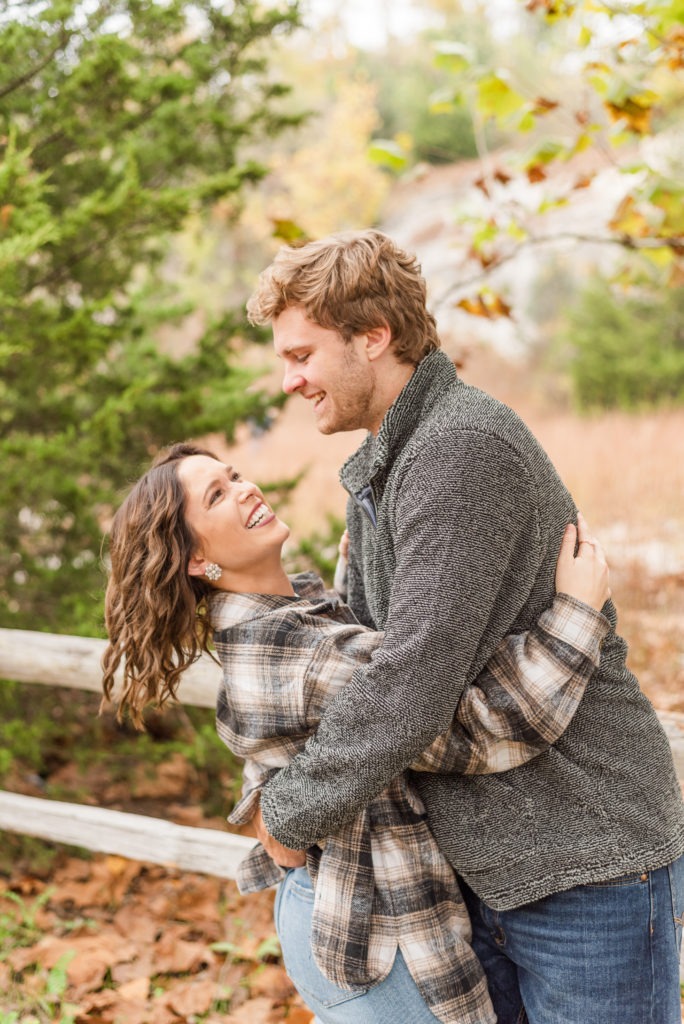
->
[210, 573, 608, 1024]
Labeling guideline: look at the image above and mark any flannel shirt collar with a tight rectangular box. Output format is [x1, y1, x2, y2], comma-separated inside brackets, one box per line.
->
[207, 572, 336, 632]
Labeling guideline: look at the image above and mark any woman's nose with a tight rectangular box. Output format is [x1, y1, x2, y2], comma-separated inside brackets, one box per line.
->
[238, 480, 261, 502]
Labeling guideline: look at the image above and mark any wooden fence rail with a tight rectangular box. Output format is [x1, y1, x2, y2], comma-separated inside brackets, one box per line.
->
[0, 628, 253, 878]
[1, 627, 683, 881]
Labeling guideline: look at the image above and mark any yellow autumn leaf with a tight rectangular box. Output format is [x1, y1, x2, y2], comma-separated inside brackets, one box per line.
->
[608, 195, 650, 237]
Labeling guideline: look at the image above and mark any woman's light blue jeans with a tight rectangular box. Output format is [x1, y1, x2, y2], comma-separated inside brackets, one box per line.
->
[273, 866, 443, 1023]
[461, 854, 684, 1024]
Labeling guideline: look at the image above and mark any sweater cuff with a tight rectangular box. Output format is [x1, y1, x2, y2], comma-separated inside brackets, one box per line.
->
[260, 779, 311, 851]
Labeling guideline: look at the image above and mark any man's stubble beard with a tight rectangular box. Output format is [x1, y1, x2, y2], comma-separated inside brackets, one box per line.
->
[318, 353, 379, 435]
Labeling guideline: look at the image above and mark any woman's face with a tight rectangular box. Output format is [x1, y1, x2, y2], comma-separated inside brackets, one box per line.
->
[177, 454, 290, 589]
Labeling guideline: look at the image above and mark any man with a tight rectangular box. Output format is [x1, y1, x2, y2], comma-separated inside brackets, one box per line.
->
[246, 230, 684, 1023]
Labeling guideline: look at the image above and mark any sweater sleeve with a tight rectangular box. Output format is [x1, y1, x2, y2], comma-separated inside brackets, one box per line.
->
[412, 593, 610, 775]
[260, 431, 541, 850]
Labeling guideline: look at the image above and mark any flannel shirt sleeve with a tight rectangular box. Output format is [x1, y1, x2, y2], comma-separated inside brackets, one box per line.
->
[411, 593, 610, 775]
[227, 761, 286, 897]
[226, 760, 287, 894]
[227, 758, 269, 826]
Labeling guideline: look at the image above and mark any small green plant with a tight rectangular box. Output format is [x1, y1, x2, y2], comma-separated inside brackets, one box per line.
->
[0, 894, 80, 1024]
[255, 934, 282, 962]
[1, 954, 79, 1024]
[0, 889, 53, 954]
[42, 953, 78, 1021]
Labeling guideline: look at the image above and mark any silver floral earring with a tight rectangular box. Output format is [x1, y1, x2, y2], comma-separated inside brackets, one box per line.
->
[204, 562, 222, 582]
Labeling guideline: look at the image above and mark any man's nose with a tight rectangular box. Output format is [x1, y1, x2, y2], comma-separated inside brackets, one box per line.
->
[282, 364, 305, 395]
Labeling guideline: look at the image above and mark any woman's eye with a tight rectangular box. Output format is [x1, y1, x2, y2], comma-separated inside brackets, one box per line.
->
[209, 488, 222, 506]
[230, 471, 241, 482]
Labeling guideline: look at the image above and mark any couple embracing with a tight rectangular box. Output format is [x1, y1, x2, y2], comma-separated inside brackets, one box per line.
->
[104, 230, 684, 1024]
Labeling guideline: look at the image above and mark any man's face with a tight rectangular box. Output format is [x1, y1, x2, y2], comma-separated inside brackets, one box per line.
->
[273, 306, 378, 435]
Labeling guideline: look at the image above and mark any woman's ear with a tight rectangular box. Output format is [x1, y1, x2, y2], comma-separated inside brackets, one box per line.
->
[187, 554, 206, 578]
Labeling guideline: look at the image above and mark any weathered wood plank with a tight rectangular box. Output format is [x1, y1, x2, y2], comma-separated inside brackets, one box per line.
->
[0, 790, 255, 879]
[0, 627, 220, 708]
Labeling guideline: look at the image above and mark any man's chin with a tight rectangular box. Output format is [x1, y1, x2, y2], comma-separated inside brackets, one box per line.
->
[314, 407, 363, 435]
[313, 409, 335, 434]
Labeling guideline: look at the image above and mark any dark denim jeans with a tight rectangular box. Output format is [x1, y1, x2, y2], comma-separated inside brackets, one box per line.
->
[461, 854, 684, 1024]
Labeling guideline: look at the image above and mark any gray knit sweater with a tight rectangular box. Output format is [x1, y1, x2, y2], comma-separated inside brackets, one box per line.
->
[260, 350, 684, 909]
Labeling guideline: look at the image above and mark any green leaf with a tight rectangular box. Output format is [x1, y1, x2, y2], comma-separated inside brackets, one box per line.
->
[271, 218, 309, 244]
[577, 25, 593, 47]
[475, 72, 527, 124]
[46, 952, 76, 995]
[256, 934, 282, 961]
[523, 139, 567, 168]
[428, 86, 462, 115]
[368, 139, 409, 171]
[433, 40, 475, 74]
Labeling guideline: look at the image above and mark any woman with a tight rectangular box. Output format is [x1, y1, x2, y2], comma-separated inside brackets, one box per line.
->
[102, 443, 610, 1024]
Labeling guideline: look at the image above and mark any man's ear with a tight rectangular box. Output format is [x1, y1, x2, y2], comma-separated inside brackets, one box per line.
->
[364, 323, 392, 362]
[187, 554, 206, 578]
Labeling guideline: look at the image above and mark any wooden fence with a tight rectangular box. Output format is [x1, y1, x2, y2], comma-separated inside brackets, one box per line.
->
[0, 628, 254, 879]
[1, 627, 683, 882]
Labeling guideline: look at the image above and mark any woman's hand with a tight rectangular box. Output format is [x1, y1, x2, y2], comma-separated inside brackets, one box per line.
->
[555, 512, 611, 611]
[338, 529, 349, 562]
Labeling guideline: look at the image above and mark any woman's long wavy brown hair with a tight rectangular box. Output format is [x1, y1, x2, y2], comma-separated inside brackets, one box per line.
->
[101, 442, 219, 728]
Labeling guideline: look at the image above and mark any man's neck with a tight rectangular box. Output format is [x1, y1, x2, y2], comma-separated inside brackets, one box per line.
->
[367, 359, 415, 436]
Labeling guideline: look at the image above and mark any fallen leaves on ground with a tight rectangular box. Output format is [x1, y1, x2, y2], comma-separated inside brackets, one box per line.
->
[0, 854, 313, 1023]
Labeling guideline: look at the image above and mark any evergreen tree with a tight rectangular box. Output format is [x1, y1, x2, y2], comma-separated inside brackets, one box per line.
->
[0, 0, 301, 634]
[564, 280, 684, 411]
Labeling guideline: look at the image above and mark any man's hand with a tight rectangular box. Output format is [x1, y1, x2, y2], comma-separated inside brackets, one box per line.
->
[252, 805, 307, 868]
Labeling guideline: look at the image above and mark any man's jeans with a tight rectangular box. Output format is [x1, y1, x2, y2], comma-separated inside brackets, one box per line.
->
[461, 854, 684, 1024]
[274, 867, 442, 1023]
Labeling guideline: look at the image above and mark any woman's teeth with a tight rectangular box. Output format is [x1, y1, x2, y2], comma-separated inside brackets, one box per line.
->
[246, 504, 269, 529]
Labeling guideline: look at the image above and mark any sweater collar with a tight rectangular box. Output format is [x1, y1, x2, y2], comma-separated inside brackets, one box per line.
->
[340, 349, 457, 493]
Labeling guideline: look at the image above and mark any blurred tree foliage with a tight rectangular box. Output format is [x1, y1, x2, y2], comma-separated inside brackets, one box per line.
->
[372, 0, 684, 325]
[241, 73, 390, 243]
[0, 0, 301, 635]
[360, 45, 478, 165]
[563, 277, 684, 410]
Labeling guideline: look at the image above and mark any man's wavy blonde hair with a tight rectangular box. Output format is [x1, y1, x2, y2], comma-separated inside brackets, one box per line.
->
[246, 229, 440, 366]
